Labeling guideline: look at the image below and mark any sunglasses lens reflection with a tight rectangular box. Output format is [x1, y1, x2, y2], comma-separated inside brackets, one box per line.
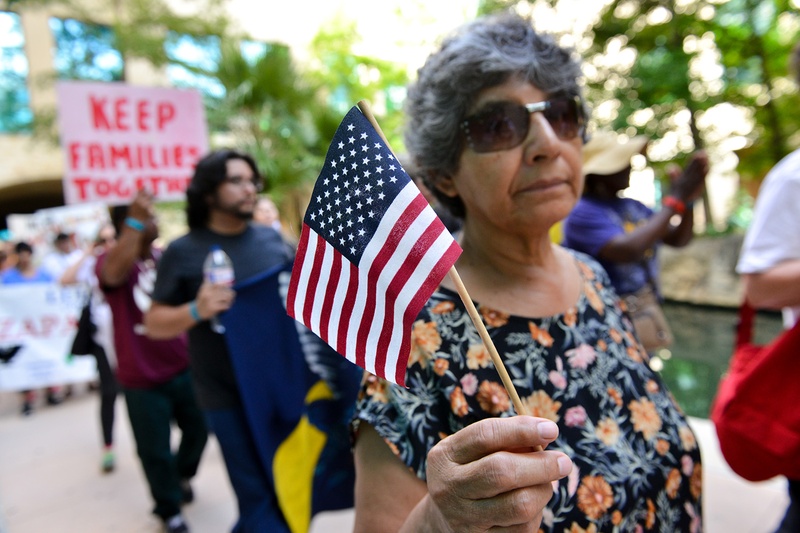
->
[465, 97, 583, 153]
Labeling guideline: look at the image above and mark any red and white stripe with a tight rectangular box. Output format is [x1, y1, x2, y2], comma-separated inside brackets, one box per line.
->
[287, 182, 461, 386]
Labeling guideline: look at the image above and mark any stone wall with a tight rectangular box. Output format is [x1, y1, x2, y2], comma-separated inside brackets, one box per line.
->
[659, 234, 745, 308]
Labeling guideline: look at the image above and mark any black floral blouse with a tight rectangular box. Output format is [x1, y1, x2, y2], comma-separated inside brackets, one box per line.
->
[353, 251, 702, 533]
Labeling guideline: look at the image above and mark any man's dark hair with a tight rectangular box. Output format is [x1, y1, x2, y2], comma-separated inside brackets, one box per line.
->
[14, 241, 32, 255]
[185, 149, 262, 229]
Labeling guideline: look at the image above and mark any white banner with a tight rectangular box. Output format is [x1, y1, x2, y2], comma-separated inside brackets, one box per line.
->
[0, 284, 97, 391]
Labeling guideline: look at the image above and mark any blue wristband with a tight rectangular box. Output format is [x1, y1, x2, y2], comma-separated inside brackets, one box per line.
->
[188, 300, 201, 322]
[124, 217, 145, 232]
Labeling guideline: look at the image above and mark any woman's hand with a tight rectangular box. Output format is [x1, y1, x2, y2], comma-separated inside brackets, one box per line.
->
[421, 416, 571, 532]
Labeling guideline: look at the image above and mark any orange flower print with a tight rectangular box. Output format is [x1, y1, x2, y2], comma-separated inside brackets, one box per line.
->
[578, 261, 596, 281]
[431, 301, 456, 314]
[365, 375, 390, 403]
[522, 390, 562, 423]
[584, 282, 605, 315]
[596, 339, 607, 352]
[655, 439, 670, 456]
[646, 498, 656, 529]
[565, 523, 598, 533]
[408, 320, 441, 368]
[385, 438, 400, 456]
[433, 358, 449, 376]
[626, 345, 643, 363]
[576, 475, 614, 520]
[476, 381, 510, 415]
[607, 387, 623, 408]
[450, 386, 469, 416]
[529, 322, 554, 347]
[690, 464, 702, 500]
[628, 398, 662, 440]
[564, 306, 577, 327]
[679, 425, 698, 451]
[645, 379, 659, 394]
[466, 343, 491, 370]
[666, 468, 681, 498]
[479, 305, 509, 328]
[595, 417, 620, 446]
[609, 328, 623, 344]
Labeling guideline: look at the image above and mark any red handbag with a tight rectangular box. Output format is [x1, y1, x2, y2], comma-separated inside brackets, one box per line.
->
[710, 301, 800, 482]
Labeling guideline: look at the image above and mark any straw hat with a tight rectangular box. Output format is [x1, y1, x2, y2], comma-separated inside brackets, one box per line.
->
[582, 131, 649, 176]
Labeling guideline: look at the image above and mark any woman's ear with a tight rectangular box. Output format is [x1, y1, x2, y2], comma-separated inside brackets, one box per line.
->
[433, 173, 459, 198]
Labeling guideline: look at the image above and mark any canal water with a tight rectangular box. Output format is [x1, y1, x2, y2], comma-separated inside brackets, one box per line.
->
[652, 301, 784, 419]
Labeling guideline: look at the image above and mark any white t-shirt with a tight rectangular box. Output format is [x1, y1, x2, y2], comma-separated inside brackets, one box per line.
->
[736, 148, 800, 328]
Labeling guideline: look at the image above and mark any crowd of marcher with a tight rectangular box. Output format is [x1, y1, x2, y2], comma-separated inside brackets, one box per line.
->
[1, 10, 799, 533]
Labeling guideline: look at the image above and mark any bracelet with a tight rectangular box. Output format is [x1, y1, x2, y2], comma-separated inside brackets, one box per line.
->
[188, 300, 201, 322]
[124, 217, 145, 232]
[662, 196, 686, 216]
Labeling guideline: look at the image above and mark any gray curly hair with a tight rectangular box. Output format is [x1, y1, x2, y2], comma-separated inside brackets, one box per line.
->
[404, 12, 586, 218]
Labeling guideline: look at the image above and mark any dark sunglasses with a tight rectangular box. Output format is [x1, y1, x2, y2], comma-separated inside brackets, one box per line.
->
[461, 96, 586, 153]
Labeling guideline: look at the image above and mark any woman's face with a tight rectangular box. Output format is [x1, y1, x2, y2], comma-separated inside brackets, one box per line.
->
[441, 78, 583, 235]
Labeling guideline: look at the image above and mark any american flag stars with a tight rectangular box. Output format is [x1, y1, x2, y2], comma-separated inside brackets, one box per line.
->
[304, 118, 407, 263]
[287, 105, 462, 385]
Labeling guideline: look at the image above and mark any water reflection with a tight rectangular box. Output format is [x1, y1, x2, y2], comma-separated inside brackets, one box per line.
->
[653, 302, 784, 418]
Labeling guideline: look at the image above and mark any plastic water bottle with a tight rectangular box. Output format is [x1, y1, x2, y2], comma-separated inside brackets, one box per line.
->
[202, 245, 234, 334]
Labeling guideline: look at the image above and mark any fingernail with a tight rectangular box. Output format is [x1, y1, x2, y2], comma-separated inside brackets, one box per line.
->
[557, 455, 572, 477]
[539, 421, 558, 440]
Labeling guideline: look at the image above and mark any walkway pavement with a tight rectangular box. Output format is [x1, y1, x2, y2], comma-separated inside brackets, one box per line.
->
[0, 385, 789, 532]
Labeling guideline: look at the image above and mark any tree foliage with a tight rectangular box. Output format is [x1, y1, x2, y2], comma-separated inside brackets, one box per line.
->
[8, 0, 410, 232]
[479, 0, 800, 230]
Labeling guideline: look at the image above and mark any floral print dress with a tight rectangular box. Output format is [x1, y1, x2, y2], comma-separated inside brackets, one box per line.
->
[353, 252, 702, 533]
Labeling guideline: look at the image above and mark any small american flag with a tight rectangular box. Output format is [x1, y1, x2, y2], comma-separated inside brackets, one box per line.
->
[287, 106, 462, 386]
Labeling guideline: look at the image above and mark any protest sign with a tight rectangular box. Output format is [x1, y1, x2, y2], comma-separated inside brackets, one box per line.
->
[56, 81, 208, 205]
[0, 283, 96, 391]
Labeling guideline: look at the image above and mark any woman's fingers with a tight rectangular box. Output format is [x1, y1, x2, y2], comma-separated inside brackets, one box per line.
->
[437, 416, 560, 465]
[425, 416, 572, 532]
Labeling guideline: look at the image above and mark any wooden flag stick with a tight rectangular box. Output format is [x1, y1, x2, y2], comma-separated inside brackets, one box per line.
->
[445, 266, 527, 415]
[357, 100, 529, 417]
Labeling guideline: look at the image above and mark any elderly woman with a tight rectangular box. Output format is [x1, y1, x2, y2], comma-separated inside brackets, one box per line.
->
[352, 13, 703, 533]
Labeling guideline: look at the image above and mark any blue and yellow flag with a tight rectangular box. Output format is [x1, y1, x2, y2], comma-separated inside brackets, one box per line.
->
[221, 263, 362, 533]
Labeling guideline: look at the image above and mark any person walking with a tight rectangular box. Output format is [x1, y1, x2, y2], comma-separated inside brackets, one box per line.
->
[97, 190, 207, 533]
[61, 223, 119, 473]
[144, 149, 294, 533]
[736, 41, 800, 533]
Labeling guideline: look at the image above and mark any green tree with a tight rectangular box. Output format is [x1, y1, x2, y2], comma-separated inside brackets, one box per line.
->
[307, 16, 410, 150]
[478, 0, 800, 231]
[713, 0, 800, 183]
[11, 0, 411, 233]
